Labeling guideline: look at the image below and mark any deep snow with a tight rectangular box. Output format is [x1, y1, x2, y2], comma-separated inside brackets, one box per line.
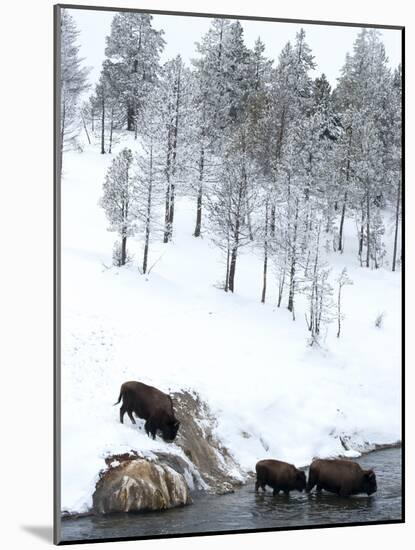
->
[60, 138, 401, 514]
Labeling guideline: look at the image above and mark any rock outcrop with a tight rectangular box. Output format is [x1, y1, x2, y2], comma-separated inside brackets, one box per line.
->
[92, 390, 245, 515]
[93, 457, 192, 514]
[171, 390, 244, 494]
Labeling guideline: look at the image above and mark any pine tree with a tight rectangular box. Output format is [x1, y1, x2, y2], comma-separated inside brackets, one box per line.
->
[133, 138, 164, 274]
[206, 132, 257, 293]
[104, 12, 165, 136]
[190, 19, 252, 238]
[187, 67, 216, 238]
[100, 148, 135, 266]
[335, 29, 394, 266]
[157, 56, 188, 243]
[389, 65, 402, 272]
[89, 60, 124, 154]
[336, 268, 353, 338]
[304, 221, 335, 344]
[60, 9, 89, 175]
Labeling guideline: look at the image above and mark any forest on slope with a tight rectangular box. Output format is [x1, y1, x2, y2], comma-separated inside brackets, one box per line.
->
[61, 11, 402, 344]
[59, 10, 402, 513]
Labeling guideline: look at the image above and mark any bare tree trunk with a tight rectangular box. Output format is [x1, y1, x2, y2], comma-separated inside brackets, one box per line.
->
[261, 198, 269, 303]
[337, 284, 342, 338]
[81, 111, 91, 145]
[127, 104, 134, 131]
[287, 201, 299, 319]
[108, 108, 114, 154]
[224, 241, 230, 292]
[277, 270, 285, 308]
[308, 225, 321, 339]
[100, 94, 105, 154]
[121, 235, 127, 266]
[338, 191, 347, 252]
[339, 132, 352, 252]
[227, 178, 244, 294]
[143, 144, 153, 274]
[358, 205, 364, 266]
[163, 126, 173, 243]
[392, 178, 401, 272]
[246, 196, 254, 241]
[60, 102, 65, 178]
[270, 204, 276, 237]
[194, 148, 204, 237]
[228, 247, 238, 293]
[163, 180, 171, 244]
[168, 65, 181, 238]
[194, 189, 203, 237]
[366, 189, 370, 268]
[287, 261, 296, 318]
[169, 183, 175, 236]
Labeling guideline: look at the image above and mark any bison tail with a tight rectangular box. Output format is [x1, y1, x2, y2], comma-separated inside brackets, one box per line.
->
[113, 390, 123, 406]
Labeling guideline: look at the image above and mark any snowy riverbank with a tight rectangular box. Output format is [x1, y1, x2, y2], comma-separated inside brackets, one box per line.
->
[61, 143, 401, 514]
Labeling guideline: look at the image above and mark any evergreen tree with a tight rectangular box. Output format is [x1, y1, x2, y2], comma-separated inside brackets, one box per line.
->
[100, 148, 135, 266]
[133, 137, 164, 274]
[335, 29, 394, 266]
[390, 65, 402, 272]
[157, 56, 189, 242]
[60, 9, 89, 175]
[304, 221, 335, 345]
[336, 268, 353, 338]
[190, 19, 253, 238]
[104, 12, 165, 136]
[206, 131, 258, 293]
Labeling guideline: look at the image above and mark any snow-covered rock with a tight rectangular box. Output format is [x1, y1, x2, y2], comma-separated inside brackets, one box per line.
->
[171, 390, 245, 493]
[93, 457, 192, 514]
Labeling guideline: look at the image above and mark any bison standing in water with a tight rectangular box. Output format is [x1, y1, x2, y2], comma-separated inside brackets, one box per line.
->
[114, 381, 180, 442]
[306, 458, 377, 497]
[255, 459, 306, 495]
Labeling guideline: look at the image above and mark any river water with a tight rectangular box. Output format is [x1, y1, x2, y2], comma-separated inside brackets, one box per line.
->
[61, 447, 402, 543]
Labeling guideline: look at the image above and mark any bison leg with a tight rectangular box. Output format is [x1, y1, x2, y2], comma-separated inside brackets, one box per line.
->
[316, 485, 322, 493]
[127, 410, 136, 424]
[339, 487, 350, 497]
[255, 481, 266, 492]
[120, 405, 126, 424]
[144, 420, 150, 437]
[306, 471, 317, 493]
[273, 488, 280, 496]
[144, 418, 157, 440]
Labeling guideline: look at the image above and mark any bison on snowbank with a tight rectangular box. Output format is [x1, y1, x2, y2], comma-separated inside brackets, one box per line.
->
[115, 381, 180, 442]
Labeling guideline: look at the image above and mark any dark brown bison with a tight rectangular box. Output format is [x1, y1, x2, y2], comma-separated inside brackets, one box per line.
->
[255, 459, 306, 495]
[306, 458, 377, 497]
[114, 381, 180, 442]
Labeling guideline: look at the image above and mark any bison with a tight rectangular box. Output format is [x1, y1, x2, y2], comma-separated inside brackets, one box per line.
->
[306, 458, 377, 497]
[114, 381, 180, 442]
[255, 459, 306, 495]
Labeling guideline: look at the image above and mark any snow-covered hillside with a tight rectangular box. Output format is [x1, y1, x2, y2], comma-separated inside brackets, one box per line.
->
[61, 141, 401, 514]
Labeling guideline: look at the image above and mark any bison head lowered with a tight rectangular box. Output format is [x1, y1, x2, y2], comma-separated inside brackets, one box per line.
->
[362, 469, 377, 495]
[160, 417, 180, 442]
[295, 470, 307, 492]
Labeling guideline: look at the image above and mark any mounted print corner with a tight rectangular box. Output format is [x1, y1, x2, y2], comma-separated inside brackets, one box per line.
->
[54, 3, 404, 544]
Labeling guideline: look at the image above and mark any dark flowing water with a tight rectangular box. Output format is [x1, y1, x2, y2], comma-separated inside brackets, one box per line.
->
[61, 447, 402, 542]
